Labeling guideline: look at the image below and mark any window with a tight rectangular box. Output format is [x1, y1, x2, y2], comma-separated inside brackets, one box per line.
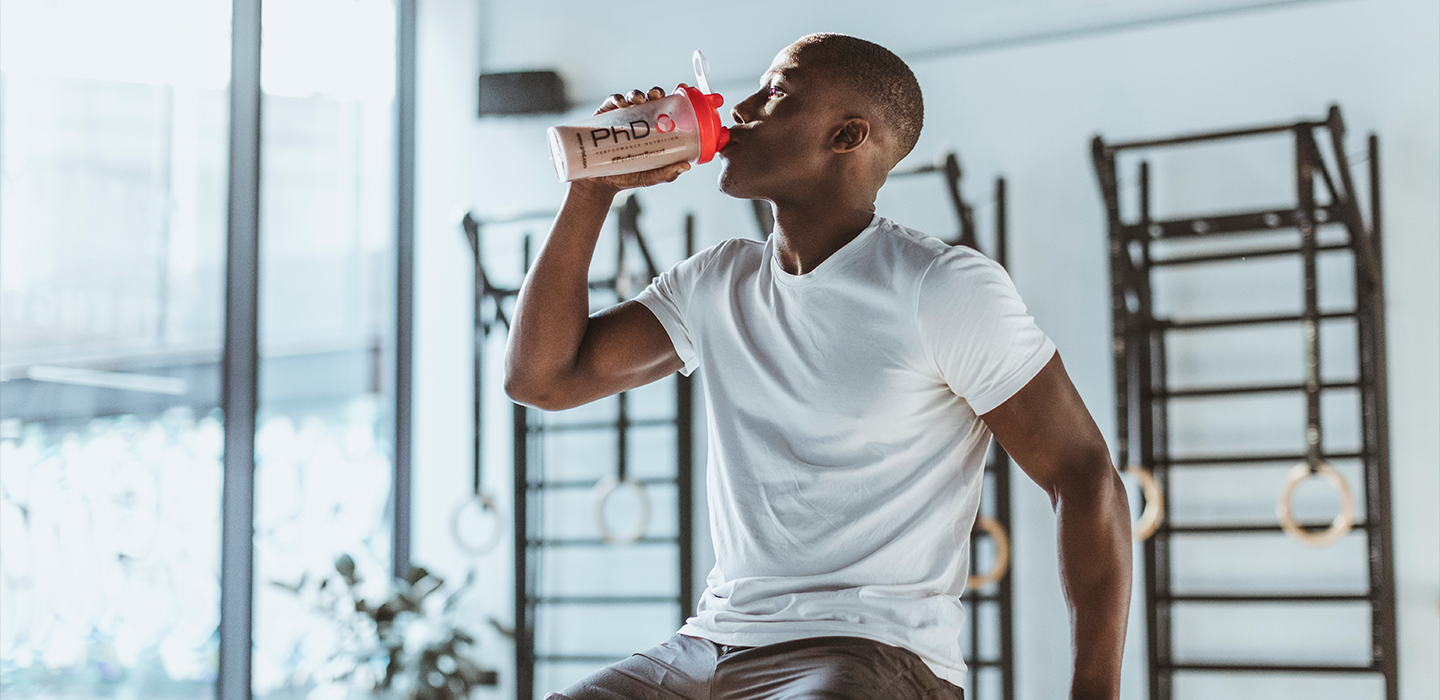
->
[0, 1, 401, 697]
[252, 1, 397, 695]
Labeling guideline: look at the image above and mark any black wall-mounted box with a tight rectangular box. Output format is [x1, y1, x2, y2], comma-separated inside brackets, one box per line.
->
[478, 71, 567, 116]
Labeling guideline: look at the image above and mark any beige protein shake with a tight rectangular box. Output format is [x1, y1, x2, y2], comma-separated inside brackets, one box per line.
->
[548, 54, 729, 182]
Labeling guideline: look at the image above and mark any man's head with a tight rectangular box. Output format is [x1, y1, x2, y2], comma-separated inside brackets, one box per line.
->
[719, 34, 924, 203]
[788, 33, 924, 165]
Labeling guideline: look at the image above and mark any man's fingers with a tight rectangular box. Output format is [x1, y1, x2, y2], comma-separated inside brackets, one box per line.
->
[597, 88, 668, 114]
[659, 161, 691, 182]
[595, 93, 628, 115]
[596, 160, 691, 191]
[624, 161, 688, 188]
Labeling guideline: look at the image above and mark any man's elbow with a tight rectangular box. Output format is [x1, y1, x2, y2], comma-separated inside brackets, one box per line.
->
[504, 370, 573, 412]
[1052, 444, 1134, 547]
[1050, 442, 1124, 509]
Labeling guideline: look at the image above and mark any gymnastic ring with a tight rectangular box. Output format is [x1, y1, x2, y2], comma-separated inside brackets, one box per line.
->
[1276, 461, 1355, 548]
[591, 475, 651, 546]
[451, 492, 505, 556]
[1125, 466, 1164, 541]
[966, 516, 1011, 590]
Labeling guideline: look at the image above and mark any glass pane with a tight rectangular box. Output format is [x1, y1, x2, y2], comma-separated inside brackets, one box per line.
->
[0, 1, 231, 698]
[251, 0, 397, 697]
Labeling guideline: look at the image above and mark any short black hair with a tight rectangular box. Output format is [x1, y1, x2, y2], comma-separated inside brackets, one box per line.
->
[794, 33, 924, 163]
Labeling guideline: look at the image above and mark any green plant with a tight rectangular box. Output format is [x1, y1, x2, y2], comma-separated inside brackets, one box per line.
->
[277, 555, 498, 700]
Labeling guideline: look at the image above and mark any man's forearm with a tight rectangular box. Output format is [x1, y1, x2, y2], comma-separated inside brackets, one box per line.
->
[503, 180, 618, 402]
[1055, 462, 1132, 700]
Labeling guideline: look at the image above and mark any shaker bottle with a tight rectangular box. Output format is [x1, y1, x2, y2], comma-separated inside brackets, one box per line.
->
[548, 51, 730, 182]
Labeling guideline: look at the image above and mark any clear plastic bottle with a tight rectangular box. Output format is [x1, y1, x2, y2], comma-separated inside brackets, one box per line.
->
[547, 52, 729, 182]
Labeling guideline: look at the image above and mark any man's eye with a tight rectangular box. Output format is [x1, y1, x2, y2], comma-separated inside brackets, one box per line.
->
[768, 86, 785, 97]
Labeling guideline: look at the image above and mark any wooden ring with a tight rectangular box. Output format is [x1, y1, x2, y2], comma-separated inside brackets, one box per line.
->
[966, 516, 1011, 589]
[1276, 462, 1355, 548]
[1125, 466, 1164, 541]
[451, 492, 505, 556]
[591, 475, 651, 546]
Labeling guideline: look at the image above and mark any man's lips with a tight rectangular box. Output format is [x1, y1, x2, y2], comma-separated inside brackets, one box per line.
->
[719, 127, 745, 155]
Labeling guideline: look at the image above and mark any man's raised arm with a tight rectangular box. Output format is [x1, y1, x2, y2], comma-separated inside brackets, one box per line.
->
[981, 352, 1132, 700]
[503, 88, 689, 411]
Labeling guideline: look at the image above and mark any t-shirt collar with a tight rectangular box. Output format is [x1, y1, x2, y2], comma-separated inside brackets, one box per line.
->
[768, 214, 884, 287]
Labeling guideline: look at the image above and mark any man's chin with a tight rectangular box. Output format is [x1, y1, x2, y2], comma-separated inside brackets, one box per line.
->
[716, 168, 739, 198]
[716, 163, 756, 199]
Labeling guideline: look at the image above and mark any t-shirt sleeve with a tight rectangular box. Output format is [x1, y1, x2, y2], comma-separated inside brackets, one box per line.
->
[917, 250, 1057, 416]
[634, 242, 724, 376]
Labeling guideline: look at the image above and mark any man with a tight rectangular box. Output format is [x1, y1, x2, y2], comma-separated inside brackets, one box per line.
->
[505, 33, 1131, 700]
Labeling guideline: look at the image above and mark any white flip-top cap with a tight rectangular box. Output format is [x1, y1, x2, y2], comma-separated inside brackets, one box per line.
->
[693, 50, 713, 94]
[677, 50, 729, 163]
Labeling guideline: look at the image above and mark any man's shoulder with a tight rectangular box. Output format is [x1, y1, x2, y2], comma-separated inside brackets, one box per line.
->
[865, 218, 1016, 312]
[685, 236, 765, 276]
[872, 217, 947, 251]
[871, 217, 995, 274]
[712, 235, 765, 258]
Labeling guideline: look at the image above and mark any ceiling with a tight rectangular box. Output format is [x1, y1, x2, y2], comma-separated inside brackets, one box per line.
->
[475, 0, 1345, 104]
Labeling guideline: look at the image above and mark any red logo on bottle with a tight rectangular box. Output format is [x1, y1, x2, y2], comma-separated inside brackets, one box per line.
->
[656, 114, 676, 133]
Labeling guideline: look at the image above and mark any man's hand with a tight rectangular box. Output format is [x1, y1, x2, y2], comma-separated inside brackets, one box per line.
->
[578, 86, 692, 194]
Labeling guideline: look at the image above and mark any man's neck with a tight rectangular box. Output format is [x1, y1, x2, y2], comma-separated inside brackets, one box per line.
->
[770, 202, 876, 276]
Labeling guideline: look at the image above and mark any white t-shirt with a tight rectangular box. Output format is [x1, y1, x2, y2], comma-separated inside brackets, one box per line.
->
[634, 215, 1055, 685]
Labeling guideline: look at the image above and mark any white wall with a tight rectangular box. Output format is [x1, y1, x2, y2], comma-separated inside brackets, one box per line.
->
[412, 0, 1439, 698]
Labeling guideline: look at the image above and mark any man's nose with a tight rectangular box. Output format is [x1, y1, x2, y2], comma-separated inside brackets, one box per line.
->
[731, 93, 760, 124]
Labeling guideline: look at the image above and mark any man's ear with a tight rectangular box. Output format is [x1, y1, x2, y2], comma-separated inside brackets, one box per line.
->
[831, 118, 870, 154]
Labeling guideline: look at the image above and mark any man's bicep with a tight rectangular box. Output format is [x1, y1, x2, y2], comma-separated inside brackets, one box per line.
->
[980, 352, 1113, 502]
[576, 300, 686, 394]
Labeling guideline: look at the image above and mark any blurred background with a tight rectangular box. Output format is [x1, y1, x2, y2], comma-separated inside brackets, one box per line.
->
[0, 0, 1436, 699]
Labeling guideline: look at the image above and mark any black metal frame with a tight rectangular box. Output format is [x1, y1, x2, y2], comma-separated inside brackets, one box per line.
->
[458, 208, 547, 700]
[1092, 105, 1397, 700]
[890, 152, 977, 248]
[889, 154, 1015, 700]
[460, 208, 539, 509]
[461, 198, 697, 700]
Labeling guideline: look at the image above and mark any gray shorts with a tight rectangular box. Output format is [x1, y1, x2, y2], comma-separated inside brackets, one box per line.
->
[547, 634, 965, 700]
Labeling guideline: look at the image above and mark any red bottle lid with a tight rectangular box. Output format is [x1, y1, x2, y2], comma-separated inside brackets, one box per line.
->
[675, 85, 730, 164]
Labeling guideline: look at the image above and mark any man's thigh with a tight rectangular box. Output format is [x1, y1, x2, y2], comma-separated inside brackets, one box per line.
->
[545, 635, 718, 700]
[546, 635, 964, 700]
[713, 637, 965, 700]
